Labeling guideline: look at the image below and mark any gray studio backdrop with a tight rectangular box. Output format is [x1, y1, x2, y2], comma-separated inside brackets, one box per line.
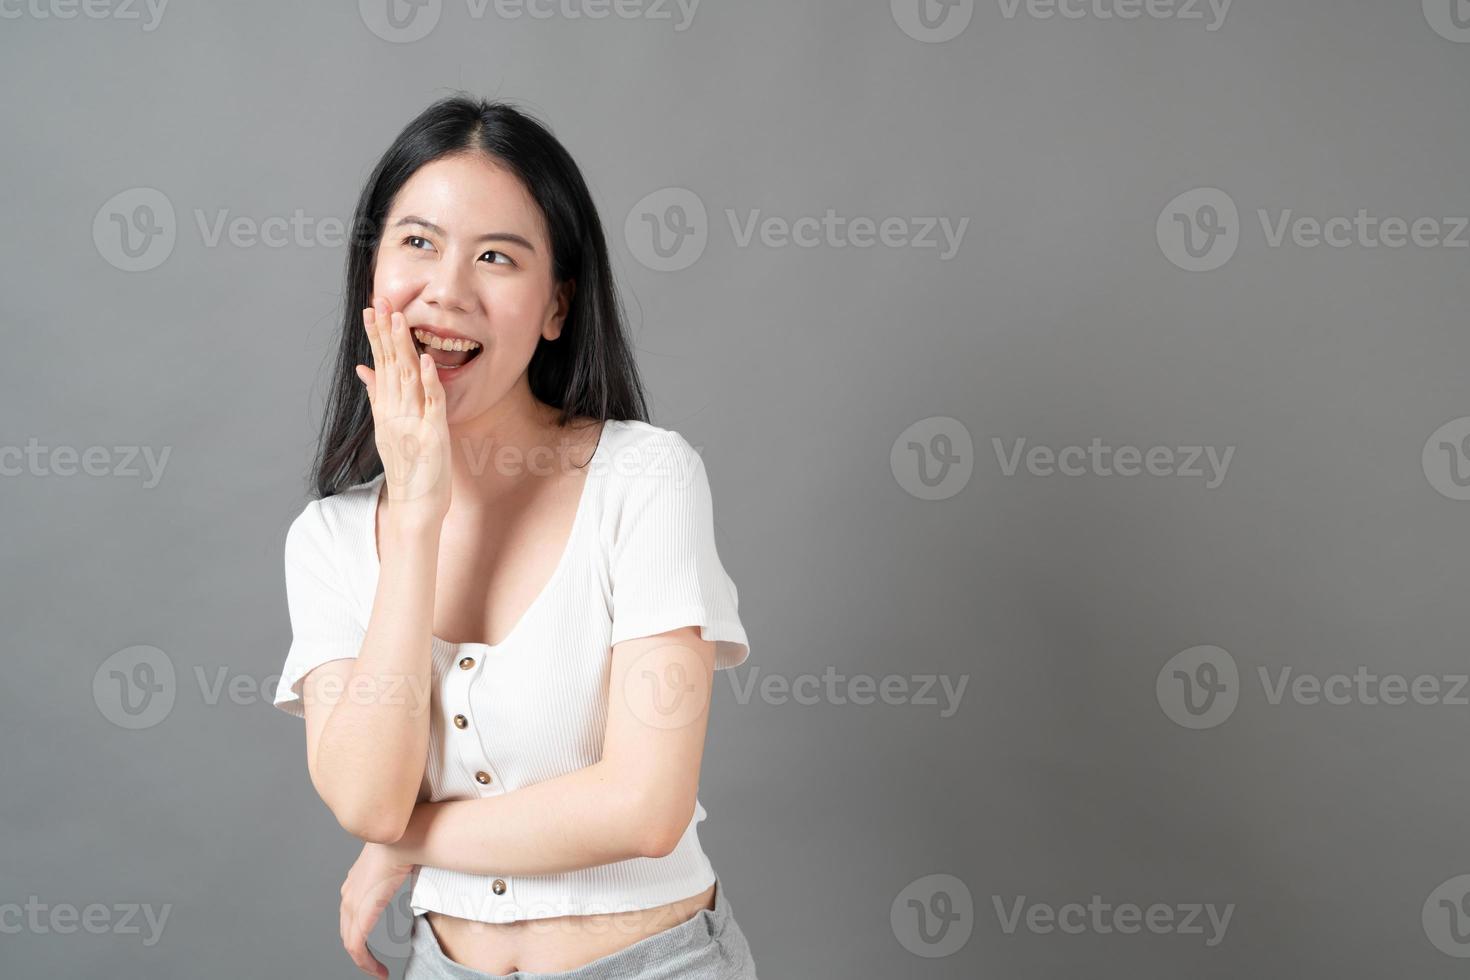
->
[4, 1, 1470, 977]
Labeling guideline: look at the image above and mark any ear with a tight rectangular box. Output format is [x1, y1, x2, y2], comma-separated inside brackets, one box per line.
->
[544, 278, 576, 341]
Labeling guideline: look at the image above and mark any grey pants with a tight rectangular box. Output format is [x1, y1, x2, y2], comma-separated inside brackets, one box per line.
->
[403, 878, 759, 979]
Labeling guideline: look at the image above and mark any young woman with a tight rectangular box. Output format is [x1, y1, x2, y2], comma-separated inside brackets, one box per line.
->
[272, 95, 759, 979]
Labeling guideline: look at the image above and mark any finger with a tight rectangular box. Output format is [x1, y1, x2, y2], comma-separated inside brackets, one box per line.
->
[421, 356, 450, 470]
[371, 301, 398, 415]
[373, 300, 394, 369]
[352, 919, 390, 979]
[420, 355, 446, 426]
[346, 926, 384, 978]
[382, 302, 411, 423]
[374, 301, 396, 408]
[354, 365, 376, 409]
[364, 940, 389, 979]
[361, 308, 385, 382]
[391, 312, 424, 416]
[339, 895, 350, 955]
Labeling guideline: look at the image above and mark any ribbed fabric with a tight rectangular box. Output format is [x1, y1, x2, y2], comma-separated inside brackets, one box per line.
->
[273, 420, 750, 923]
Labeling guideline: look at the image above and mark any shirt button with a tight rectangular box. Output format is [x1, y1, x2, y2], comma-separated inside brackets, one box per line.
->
[458, 656, 475, 670]
[475, 771, 492, 785]
[492, 879, 507, 895]
[453, 714, 468, 729]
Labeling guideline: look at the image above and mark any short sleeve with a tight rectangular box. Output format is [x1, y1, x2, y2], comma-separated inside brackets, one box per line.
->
[607, 433, 750, 669]
[273, 497, 367, 719]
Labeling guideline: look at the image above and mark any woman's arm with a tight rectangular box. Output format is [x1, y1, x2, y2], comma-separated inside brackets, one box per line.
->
[385, 626, 717, 875]
[302, 303, 452, 844]
[302, 518, 440, 843]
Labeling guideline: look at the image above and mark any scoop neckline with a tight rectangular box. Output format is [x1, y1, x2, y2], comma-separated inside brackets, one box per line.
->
[364, 419, 613, 651]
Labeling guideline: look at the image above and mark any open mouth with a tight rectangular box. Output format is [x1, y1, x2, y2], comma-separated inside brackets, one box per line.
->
[411, 327, 484, 370]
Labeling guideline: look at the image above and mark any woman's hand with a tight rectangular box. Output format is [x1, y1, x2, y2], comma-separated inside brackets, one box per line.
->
[339, 842, 416, 979]
[355, 298, 452, 527]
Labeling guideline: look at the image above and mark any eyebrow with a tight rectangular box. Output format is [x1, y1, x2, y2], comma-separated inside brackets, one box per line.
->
[393, 215, 536, 252]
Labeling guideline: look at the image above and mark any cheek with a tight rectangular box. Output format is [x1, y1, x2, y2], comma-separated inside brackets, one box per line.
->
[494, 281, 553, 330]
[371, 255, 422, 307]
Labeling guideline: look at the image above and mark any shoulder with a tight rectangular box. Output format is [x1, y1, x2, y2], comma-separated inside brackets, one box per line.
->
[595, 421, 713, 508]
[284, 477, 380, 563]
[596, 421, 721, 538]
[598, 420, 706, 479]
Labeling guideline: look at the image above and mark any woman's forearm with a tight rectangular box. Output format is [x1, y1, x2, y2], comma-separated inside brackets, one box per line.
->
[386, 760, 676, 877]
[310, 514, 440, 842]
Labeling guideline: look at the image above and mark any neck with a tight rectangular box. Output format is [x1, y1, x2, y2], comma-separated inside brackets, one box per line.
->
[443, 375, 578, 500]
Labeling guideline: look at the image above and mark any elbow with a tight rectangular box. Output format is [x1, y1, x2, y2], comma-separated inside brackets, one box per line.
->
[634, 795, 696, 859]
[335, 805, 411, 845]
[313, 774, 411, 844]
[640, 827, 682, 859]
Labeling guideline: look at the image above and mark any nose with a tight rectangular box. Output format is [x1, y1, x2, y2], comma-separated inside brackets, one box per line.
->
[420, 255, 476, 314]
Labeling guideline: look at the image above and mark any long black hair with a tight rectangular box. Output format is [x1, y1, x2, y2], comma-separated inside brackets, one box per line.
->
[310, 94, 649, 498]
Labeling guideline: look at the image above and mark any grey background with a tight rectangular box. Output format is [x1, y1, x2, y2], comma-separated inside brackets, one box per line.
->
[3, 0, 1470, 976]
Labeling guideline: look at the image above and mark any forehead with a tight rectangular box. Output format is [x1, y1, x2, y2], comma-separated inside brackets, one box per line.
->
[388, 152, 547, 246]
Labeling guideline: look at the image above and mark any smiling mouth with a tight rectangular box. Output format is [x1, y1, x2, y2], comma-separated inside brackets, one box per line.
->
[411, 327, 484, 369]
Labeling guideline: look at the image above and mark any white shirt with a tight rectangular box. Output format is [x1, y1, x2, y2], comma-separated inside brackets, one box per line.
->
[272, 419, 750, 923]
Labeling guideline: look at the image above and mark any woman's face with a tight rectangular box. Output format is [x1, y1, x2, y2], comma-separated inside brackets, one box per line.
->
[370, 151, 570, 423]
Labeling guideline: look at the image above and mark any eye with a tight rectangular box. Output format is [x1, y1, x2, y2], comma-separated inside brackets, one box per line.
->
[403, 235, 435, 251]
[480, 250, 514, 266]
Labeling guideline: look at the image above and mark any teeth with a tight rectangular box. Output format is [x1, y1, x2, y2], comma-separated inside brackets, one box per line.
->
[412, 328, 482, 352]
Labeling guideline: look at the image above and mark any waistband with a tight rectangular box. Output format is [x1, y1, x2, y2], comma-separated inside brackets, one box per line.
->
[409, 877, 735, 980]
